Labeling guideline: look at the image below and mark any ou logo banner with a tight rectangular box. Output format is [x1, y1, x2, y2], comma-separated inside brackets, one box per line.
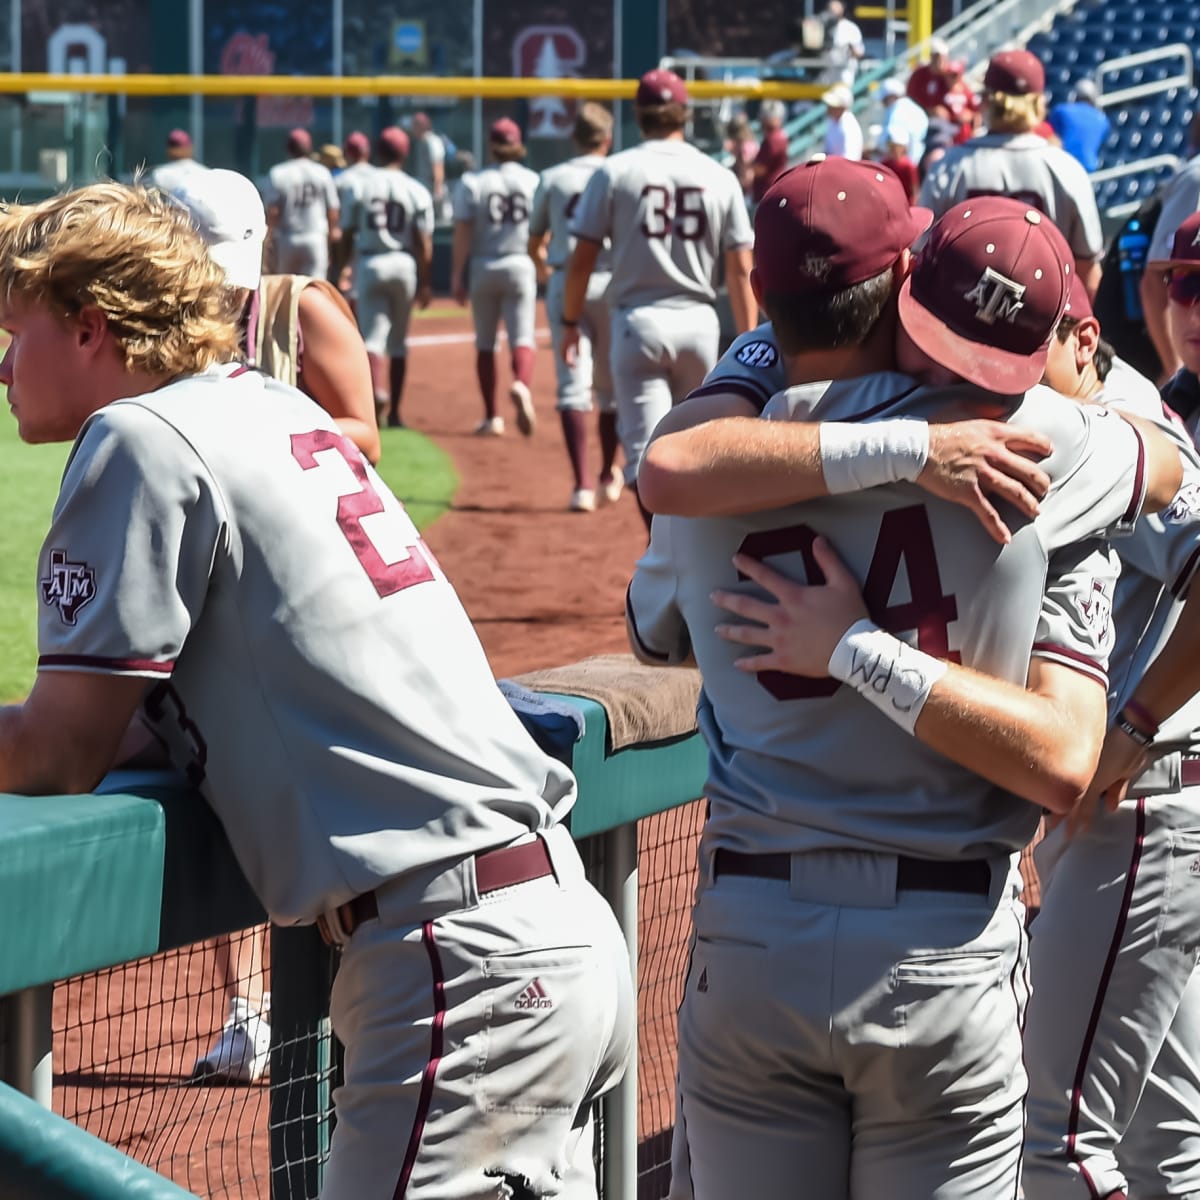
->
[513, 26, 586, 139]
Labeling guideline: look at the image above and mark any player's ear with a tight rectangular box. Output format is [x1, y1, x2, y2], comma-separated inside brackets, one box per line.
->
[1074, 316, 1101, 370]
[73, 305, 108, 353]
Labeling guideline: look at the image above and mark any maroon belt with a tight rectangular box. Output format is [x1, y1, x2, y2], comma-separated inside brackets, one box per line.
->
[713, 848, 991, 895]
[318, 838, 555, 946]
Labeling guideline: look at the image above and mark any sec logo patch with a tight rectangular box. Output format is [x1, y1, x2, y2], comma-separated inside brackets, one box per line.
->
[734, 340, 779, 369]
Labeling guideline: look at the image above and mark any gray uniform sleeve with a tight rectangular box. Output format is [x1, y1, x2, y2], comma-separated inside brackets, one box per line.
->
[1119, 466, 1200, 597]
[686, 324, 786, 412]
[719, 177, 754, 250]
[452, 175, 475, 223]
[1038, 404, 1147, 549]
[529, 178, 551, 239]
[37, 405, 224, 677]
[1149, 166, 1200, 263]
[413, 184, 436, 237]
[569, 163, 613, 244]
[1052, 152, 1104, 261]
[1030, 540, 1118, 687]
[626, 519, 692, 664]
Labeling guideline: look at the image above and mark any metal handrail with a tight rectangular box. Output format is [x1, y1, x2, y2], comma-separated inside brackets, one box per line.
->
[1095, 43, 1193, 109]
[1089, 153, 1180, 186]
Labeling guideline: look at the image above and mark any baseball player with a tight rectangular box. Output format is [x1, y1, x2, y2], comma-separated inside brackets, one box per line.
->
[1160, 217, 1200, 441]
[451, 118, 540, 437]
[0, 181, 633, 1199]
[147, 129, 207, 195]
[920, 49, 1106, 299]
[265, 128, 340, 280]
[628, 186, 1156, 1200]
[528, 102, 622, 512]
[1021, 225, 1200, 1200]
[338, 127, 434, 429]
[562, 68, 757, 528]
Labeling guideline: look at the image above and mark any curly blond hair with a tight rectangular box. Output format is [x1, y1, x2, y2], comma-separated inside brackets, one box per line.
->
[984, 90, 1046, 134]
[0, 182, 241, 376]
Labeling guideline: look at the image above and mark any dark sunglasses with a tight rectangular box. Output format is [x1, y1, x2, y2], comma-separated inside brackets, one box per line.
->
[1167, 270, 1200, 306]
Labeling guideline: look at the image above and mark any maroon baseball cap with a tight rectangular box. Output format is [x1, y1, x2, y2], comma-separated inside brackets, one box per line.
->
[754, 157, 932, 295]
[377, 126, 411, 158]
[344, 130, 370, 157]
[166, 128, 193, 150]
[1149, 210, 1200, 270]
[984, 48, 1046, 96]
[287, 127, 313, 154]
[636, 68, 688, 107]
[490, 117, 523, 146]
[897, 197, 1073, 392]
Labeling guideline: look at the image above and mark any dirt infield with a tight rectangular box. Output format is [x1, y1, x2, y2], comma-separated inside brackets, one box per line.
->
[410, 306, 649, 677]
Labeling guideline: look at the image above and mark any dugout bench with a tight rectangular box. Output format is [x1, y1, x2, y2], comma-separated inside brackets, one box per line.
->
[0, 686, 707, 1200]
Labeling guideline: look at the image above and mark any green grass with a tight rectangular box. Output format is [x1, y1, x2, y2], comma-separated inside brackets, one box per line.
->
[0, 408, 458, 702]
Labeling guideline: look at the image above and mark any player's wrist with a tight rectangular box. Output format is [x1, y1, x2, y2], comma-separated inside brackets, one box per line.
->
[561, 316, 579, 328]
[827, 619, 948, 736]
[1116, 700, 1158, 747]
[819, 419, 930, 496]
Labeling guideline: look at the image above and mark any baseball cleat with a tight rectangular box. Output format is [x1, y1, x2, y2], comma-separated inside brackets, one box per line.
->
[569, 488, 597, 512]
[598, 474, 624, 506]
[190, 997, 271, 1085]
[473, 416, 505, 436]
[510, 381, 536, 437]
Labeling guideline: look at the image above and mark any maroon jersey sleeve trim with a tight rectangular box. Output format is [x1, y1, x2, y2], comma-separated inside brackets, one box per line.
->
[39, 654, 175, 675]
[1118, 422, 1147, 531]
[625, 583, 674, 664]
[1172, 544, 1200, 598]
[685, 379, 773, 413]
[1030, 642, 1108, 687]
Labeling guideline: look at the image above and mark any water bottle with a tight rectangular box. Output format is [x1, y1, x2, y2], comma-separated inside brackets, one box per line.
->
[1117, 217, 1150, 322]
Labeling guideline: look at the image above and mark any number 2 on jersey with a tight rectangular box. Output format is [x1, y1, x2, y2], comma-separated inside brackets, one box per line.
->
[737, 505, 960, 701]
[291, 430, 437, 598]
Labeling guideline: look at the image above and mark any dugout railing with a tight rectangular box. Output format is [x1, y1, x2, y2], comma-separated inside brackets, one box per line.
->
[0, 675, 708, 1199]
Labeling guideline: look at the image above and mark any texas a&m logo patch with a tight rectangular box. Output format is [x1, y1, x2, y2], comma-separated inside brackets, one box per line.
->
[40, 549, 96, 625]
[963, 267, 1026, 325]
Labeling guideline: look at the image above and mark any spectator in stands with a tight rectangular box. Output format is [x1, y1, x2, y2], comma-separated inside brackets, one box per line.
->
[941, 61, 981, 142]
[1141, 115, 1200, 380]
[410, 111, 449, 224]
[880, 136, 920, 203]
[751, 99, 790, 206]
[919, 49, 1105, 298]
[725, 114, 759, 204]
[148, 129, 207, 194]
[1048, 78, 1110, 172]
[820, 0, 865, 87]
[879, 77, 928, 165]
[907, 38, 955, 112]
[1158, 211, 1200, 437]
[821, 84, 863, 160]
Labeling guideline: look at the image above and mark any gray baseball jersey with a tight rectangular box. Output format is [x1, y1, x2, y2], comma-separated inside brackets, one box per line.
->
[530, 155, 612, 272]
[628, 374, 1146, 863]
[685, 320, 786, 412]
[453, 162, 541, 261]
[1149, 156, 1200, 263]
[919, 133, 1105, 261]
[335, 160, 376, 218]
[569, 139, 753, 308]
[36, 365, 576, 926]
[148, 158, 208, 196]
[343, 167, 434, 256]
[266, 157, 339, 238]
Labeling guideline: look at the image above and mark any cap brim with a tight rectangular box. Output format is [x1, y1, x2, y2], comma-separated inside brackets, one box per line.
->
[210, 237, 264, 291]
[897, 276, 1046, 392]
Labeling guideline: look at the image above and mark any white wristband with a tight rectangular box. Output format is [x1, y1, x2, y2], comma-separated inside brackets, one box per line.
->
[827, 619, 948, 736]
[819, 419, 930, 495]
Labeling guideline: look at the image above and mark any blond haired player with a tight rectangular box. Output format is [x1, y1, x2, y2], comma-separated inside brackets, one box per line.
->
[0, 182, 632, 1199]
[563, 69, 757, 528]
[452, 118, 541, 437]
[529, 102, 623, 511]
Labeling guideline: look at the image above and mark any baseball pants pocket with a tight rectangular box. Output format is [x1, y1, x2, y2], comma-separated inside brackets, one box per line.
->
[1157, 830, 1200, 954]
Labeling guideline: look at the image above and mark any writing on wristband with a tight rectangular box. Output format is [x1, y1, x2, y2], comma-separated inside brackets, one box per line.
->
[1115, 713, 1155, 748]
[827, 619, 948, 736]
[1122, 698, 1159, 736]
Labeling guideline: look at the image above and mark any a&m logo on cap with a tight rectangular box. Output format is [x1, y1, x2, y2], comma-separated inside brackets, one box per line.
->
[963, 267, 1026, 326]
[40, 549, 96, 625]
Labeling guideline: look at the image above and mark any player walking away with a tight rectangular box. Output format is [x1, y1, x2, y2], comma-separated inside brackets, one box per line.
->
[410, 111, 449, 224]
[265, 128, 341, 281]
[562, 68, 756, 530]
[452, 118, 540, 438]
[0, 181, 633, 1198]
[629, 184, 1161, 1200]
[175, 168, 379, 464]
[1021, 268, 1200, 1200]
[147, 129, 207, 195]
[529, 102, 622, 512]
[338, 128, 434, 430]
[919, 49, 1106, 299]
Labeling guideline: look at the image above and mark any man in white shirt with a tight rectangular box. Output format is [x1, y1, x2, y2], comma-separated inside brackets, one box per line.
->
[880, 77, 929, 164]
[822, 85, 864, 160]
[822, 0, 866, 87]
